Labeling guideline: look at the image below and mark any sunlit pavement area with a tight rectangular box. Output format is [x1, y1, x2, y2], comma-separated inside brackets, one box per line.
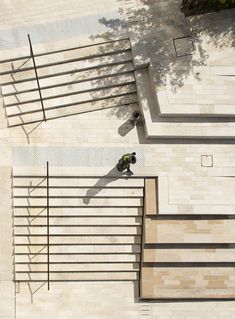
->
[0, 0, 235, 318]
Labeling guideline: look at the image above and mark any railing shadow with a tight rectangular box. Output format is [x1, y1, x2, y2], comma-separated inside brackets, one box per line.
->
[13, 176, 48, 300]
[4, 65, 44, 142]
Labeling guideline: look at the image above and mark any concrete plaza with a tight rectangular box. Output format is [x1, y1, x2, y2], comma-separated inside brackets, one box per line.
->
[0, 0, 235, 318]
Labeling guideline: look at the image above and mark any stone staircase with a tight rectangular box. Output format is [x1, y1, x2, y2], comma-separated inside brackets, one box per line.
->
[125, 0, 235, 139]
[13, 169, 144, 282]
[136, 67, 235, 139]
[140, 178, 235, 299]
[141, 217, 235, 299]
[0, 38, 137, 127]
[149, 65, 235, 118]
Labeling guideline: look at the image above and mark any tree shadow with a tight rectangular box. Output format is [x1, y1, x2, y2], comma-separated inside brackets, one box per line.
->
[90, 0, 234, 92]
[180, 0, 235, 17]
[187, 8, 235, 49]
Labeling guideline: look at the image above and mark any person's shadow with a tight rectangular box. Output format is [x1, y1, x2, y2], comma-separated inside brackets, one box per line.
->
[118, 119, 134, 136]
[83, 166, 133, 205]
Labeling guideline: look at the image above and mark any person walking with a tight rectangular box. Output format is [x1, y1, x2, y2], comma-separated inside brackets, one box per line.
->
[117, 152, 136, 173]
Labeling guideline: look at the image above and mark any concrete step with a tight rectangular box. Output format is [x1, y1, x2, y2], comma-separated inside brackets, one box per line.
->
[15, 235, 142, 245]
[1, 62, 134, 94]
[0, 58, 133, 86]
[15, 262, 140, 272]
[14, 193, 142, 202]
[5, 80, 136, 107]
[0, 68, 36, 86]
[136, 68, 235, 138]
[1, 79, 38, 95]
[6, 101, 44, 116]
[167, 92, 235, 105]
[143, 248, 235, 262]
[14, 244, 141, 254]
[3, 90, 43, 105]
[141, 267, 235, 299]
[35, 51, 133, 79]
[14, 225, 141, 235]
[1, 38, 135, 126]
[0, 56, 33, 74]
[34, 39, 131, 67]
[13, 207, 142, 217]
[14, 216, 142, 226]
[13, 176, 144, 188]
[14, 253, 140, 263]
[0, 40, 131, 76]
[154, 64, 235, 117]
[13, 187, 143, 197]
[38, 62, 134, 90]
[13, 197, 143, 207]
[145, 219, 235, 243]
[7, 108, 45, 127]
[43, 83, 136, 109]
[15, 271, 139, 281]
[42, 74, 135, 99]
[7, 93, 137, 126]
[3, 72, 135, 106]
[44, 94, 137, 123]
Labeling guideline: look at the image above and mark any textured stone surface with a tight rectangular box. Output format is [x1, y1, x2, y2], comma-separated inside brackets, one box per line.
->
[0, 0, 235, 317]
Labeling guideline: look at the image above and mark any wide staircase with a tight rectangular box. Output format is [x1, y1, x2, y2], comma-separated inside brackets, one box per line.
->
[13, 169, 144, 283]
[0, 38, 137, 127]
[140, 178, 235, 299]
[136, 64, 235, 139]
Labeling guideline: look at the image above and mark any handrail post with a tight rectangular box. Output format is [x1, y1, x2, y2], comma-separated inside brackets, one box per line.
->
[139, 178, 146, 299]
[27, 34, 47, 122]
[46, 161, 50, 290]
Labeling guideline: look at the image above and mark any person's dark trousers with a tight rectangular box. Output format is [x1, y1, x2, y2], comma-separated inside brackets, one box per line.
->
[117, 158, 126, 172]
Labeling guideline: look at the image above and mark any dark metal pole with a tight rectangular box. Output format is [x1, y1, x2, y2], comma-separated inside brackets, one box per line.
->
[46, 161, 50, 290]
[27, 34, 47, 122]
[139, 178, 146, 299]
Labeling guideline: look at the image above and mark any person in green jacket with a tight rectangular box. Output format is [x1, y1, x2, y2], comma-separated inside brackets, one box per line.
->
[117, 152, 136, 172]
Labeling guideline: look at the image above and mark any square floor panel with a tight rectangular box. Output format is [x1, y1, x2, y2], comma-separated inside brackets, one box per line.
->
[173, 36, 194, 57]
[201, 155, 213, 167]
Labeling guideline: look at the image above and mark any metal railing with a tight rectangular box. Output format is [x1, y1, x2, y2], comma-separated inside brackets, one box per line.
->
[13, 168, 147, 286]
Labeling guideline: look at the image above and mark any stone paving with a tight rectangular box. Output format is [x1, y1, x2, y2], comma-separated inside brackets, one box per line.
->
[126, 0, 235, 137]
[0, 0, 235, 318]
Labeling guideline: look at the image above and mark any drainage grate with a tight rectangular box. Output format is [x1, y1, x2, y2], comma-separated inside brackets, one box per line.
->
[173, 35, 195, 57]
[201, 154, 213, 167]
